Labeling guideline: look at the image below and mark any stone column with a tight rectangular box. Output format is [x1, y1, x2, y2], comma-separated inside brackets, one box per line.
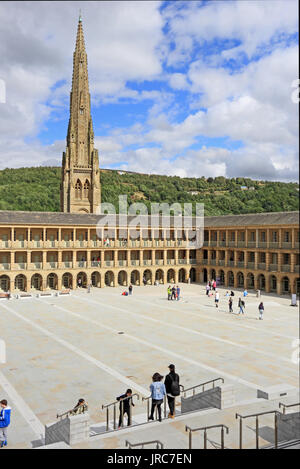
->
[163, 249, 167, 266]
[139, 249, 143, 267]
[151, 249, 155, 267]
[256, 229, 259, 248]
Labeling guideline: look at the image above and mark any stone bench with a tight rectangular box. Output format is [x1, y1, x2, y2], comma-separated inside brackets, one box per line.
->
[16, 293, 32, 299]
[0, 293, 10, 300]
[37, 292, 53, 298]
[56, 289, 71, 296]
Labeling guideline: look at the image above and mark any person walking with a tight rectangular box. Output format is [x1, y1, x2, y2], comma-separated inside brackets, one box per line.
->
[143, 276, 147, 286]
[128, 284, 133, 295]
[117, 389, 135, 428]
[167, 285, 172, 301]
[228, 297, 233, 313]
[176, 285, 180, 301]
[149, 373, 166, 422]
[215, 290, 220, 308]
[258, 301, 264, 320]
[0, 400, 11, 448]
[238, 297, 245, 314]
[206, 284, 210, 296]
[164, 365, 180, 418]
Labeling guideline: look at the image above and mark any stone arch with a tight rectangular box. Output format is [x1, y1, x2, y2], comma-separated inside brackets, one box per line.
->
[62, 272, 73, 289]
[247, 272, 255, 289]
[210, 269, 216, 282]
[31, 273, 43, 291]
[143, 269, 152, 285]
[190, 267, 196, 283]
[257, 273, 266, 291]
[269, 274, 277, 293]
[0, 275, 10, 292]
[155, 269, 164, 284]
[75, 179, 82, 199]
[178, 268, 187, 283]
[91, 271, 101, 288]
[47, 273, 58, 290]
[83, 179, 90, 199]
[237, 271, 244, 288]
[218, 270, 225, 285]
[118, 270, 127, 286]
[130, 270, 140, 286]
[105, 271, 114, 287]
[167, 268, 175, 283]
[294, 277, 300, 296]
[281, 276, 290, 294]
[227, 271, 234, 287]
[77, 271, 87, 288]
[15, 274, 26, 292]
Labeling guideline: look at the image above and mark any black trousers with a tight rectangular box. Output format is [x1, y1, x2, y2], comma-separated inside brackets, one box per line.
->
[118, 409, 131, 427]
[150, 399, 163, 420]
[167, 395, 175, 415]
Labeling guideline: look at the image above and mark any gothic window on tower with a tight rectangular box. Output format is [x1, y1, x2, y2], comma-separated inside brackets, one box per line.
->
[75, 179, 82, 199]
[83, 180, 90, 198]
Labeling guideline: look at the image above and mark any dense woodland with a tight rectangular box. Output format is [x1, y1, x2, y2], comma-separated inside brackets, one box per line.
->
[0, 166, 298, 215]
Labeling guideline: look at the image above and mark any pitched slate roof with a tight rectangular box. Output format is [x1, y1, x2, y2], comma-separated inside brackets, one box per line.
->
[0, 210, 298, 228]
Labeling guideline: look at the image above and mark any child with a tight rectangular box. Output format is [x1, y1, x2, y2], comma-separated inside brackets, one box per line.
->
[0, 399, 11, 448]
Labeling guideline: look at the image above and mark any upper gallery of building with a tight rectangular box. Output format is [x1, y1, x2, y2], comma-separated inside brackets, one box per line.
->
[60, 15, 101, 214]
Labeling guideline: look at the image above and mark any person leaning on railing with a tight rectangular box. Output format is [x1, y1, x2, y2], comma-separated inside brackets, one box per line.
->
[71, 398, 88, 415]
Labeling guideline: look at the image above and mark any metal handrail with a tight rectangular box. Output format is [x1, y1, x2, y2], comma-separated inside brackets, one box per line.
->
[125, 439, 164, 449]
[181, 378, 224, 397]
[185, 424, 229, 449]
[57, 403, 88, 420]
[101, 394, 139, 431]
[142, 394, 167, 421]
[235, 410, 281, 449]
[279, 402, 300, 414]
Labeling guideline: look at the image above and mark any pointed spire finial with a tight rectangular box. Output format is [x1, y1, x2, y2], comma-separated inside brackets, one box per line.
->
[79, 9, 82, 23]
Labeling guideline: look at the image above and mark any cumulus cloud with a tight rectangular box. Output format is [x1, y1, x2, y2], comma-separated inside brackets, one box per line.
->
[0, 0, 298, 183]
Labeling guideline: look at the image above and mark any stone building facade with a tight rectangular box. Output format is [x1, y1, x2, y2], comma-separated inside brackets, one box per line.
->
[0, 211, 299, 295]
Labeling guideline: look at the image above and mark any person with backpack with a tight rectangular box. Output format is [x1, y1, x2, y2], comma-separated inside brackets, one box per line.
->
[0, 399, 11, 448]
[128, 284, 133, 295]
[258, 301, 264, 320]
[164, 364, 180, 418]
[171, 286, 176, 300]
[228, 297, 233, 313]
[149, 373, 166, 422]
[238, 297, 245, 314]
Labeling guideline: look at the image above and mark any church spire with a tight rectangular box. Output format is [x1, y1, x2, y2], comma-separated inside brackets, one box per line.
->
[60, 18, 101, 214]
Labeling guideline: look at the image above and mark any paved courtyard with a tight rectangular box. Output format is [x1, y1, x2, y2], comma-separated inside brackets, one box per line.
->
[0, 283, 299, 448]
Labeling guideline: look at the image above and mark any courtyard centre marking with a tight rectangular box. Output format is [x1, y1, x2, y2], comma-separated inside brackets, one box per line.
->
[31, 299, 272, 391]
[72, 294, 296, 367]
[104, 291, 297, 341]
[0, 370, 44, 440]
[1, 303, 149, 396]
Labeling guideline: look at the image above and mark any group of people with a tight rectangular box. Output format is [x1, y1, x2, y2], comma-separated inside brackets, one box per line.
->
[167, 285, 180, 300]
[116, 364, 180, 428]
[207, 284, 265, 319]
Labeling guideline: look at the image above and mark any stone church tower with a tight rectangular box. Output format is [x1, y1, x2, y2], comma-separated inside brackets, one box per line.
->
[61, 16, 101, 213]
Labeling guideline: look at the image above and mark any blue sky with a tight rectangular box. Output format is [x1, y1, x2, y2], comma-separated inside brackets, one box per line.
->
[0, 0, 298, 180]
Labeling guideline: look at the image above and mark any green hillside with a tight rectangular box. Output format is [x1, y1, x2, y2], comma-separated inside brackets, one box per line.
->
[0, 166, 298, 215]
